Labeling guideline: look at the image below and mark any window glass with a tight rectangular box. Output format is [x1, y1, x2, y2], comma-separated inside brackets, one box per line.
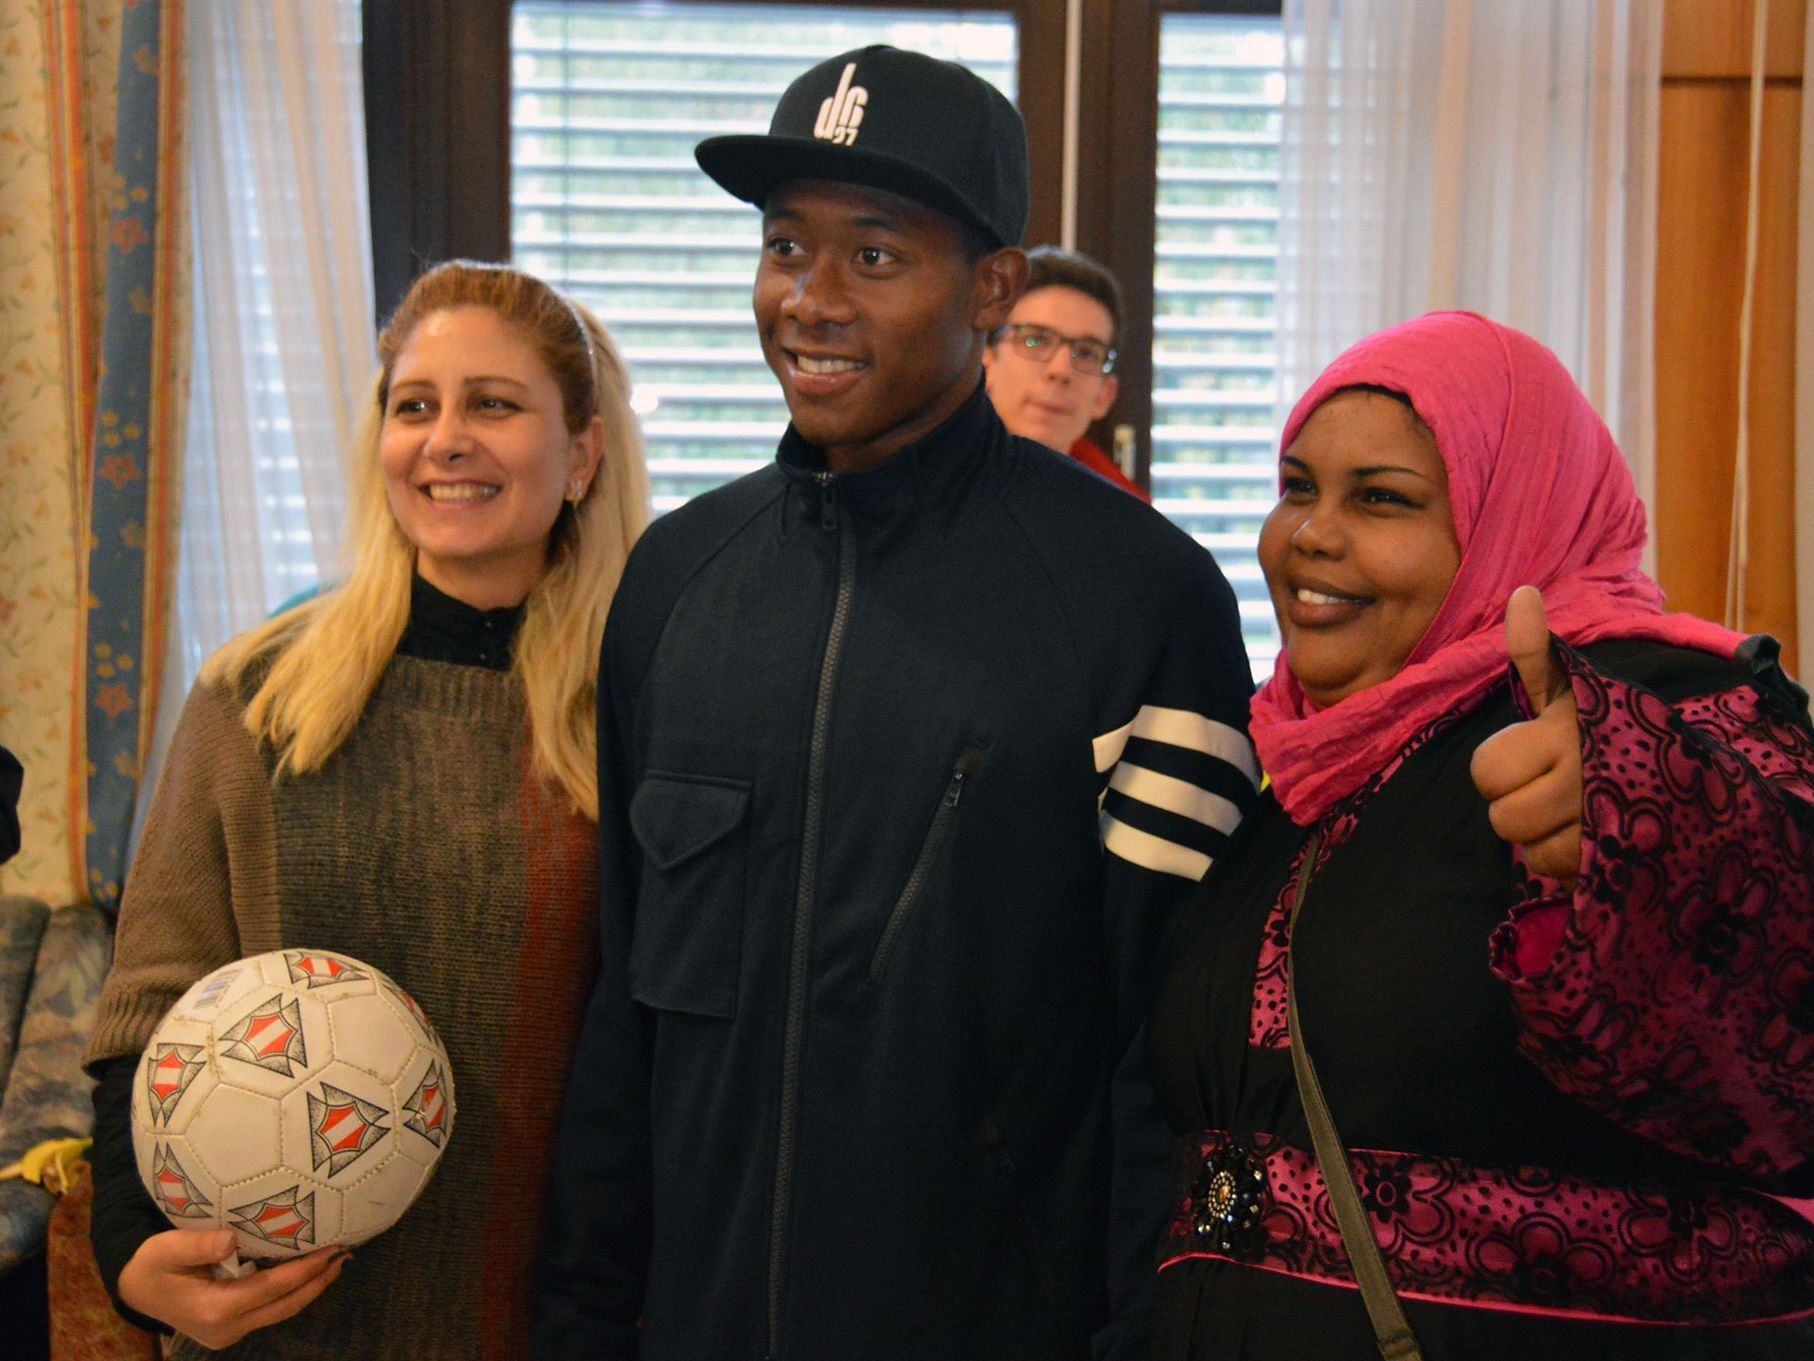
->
[1152, 12, 1284, 679]
[511, 1, 1016, 511]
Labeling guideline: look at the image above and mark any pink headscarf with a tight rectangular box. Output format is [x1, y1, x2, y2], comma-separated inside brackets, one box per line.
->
[1251, 311, 1747, 826]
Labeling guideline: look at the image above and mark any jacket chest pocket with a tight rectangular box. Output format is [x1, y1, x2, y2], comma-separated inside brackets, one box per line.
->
[628, 771, 750, 1018]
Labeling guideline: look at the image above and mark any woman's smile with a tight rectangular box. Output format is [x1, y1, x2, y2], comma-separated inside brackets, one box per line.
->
[1258, 388, 1461, 708]
[1283, 577, 1375, 627]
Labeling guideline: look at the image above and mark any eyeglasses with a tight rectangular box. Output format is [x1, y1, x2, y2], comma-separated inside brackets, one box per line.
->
[1001, 322, 1117, 376]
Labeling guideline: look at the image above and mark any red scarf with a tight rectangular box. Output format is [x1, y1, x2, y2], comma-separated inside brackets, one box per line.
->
[1251, 312, 1747, 825]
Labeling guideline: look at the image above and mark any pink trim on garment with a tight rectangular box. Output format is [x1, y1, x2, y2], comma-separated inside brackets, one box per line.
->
[1164, 1129, 1814, 1326]
[1157, 1252, 1814, 1329]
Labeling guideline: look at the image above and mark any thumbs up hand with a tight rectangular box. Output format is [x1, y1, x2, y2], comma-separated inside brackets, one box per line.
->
[1470, 586, 1584, 882]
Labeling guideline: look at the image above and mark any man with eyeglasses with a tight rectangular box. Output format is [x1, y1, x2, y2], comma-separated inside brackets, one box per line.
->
[984, 245, 1148, 501]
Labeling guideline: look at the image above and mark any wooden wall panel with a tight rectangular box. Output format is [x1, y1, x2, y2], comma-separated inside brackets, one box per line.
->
[1664, 0, 1805, 79]
[1655, 3, 1802, 667]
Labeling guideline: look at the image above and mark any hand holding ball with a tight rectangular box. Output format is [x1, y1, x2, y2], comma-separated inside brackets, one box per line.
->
[131, 950, 456, 1267]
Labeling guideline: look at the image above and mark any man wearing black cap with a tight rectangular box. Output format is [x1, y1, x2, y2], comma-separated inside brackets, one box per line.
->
[537, 47, 1255, 1361]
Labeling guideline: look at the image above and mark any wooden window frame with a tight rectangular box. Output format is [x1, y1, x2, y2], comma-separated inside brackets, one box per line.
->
[363, 0, 1067, 321]
[363, 0, 514, 321]
[362, 0, 1280, 498]
[1070, 0, 1280, 485]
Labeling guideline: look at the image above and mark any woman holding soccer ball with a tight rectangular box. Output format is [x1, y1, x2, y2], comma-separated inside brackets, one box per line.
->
[84, 261, 650, 1357]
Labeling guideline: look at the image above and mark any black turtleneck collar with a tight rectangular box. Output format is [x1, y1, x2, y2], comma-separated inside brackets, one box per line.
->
[774, 378, 1013, 527]
[399, 574, 523, 671]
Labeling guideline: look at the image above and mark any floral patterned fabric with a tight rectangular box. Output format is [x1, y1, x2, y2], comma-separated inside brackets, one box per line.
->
[1163, 1130, 1814, 1325]
[1155, 639, 1814, 1349]
[1490, 647, 1814, 1178]
[0, 1, 128, 907]
[1246, 649, 1814, 1176]
[0, 0, 188, 910]
[77, 0, 189, 910]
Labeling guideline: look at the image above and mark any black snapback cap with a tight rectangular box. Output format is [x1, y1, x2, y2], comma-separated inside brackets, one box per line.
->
[695, 45, 1029, 248]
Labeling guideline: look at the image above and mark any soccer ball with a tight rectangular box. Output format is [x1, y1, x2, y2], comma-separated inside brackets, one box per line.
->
[131, 949, 455, 1261]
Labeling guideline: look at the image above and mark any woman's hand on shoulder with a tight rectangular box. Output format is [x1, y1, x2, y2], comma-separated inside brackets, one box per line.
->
[118, 1227, 348, 1350]
[1470, 586, 1584, 881]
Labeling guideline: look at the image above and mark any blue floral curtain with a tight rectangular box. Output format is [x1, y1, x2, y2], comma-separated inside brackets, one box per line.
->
[76, 0, 188, 910]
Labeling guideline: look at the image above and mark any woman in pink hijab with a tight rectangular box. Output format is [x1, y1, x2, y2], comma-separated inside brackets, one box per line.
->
[1147, 312, 1814, 1359]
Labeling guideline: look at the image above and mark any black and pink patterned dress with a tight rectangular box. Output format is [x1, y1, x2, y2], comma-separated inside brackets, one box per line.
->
[1150, 637, 1814, 1358]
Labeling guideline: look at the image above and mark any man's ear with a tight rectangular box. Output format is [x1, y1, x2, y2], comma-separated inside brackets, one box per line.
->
[1090, 374, 1120, 421]
[972, 247, 1027, 335]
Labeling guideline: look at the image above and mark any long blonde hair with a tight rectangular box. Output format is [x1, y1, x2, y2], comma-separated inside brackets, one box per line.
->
[204, 261, 652, 819]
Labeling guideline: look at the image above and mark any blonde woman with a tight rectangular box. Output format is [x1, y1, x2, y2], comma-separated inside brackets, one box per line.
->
[83, 262, 650, 1360]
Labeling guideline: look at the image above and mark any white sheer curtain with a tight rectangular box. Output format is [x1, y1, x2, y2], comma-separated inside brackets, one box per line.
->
[1275, 0, 1662, 526]
[138, 0, 374, 836]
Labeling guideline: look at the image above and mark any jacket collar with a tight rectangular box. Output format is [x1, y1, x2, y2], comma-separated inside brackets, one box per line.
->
[774, 380, 1012, 526]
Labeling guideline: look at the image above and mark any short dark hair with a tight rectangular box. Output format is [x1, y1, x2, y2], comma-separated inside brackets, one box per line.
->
[956, 217, 998, 267]
[1018, 246, 1122, 343]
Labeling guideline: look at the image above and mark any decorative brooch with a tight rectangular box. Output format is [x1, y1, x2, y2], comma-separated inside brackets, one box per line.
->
[1189, 1136, 1269, 1254]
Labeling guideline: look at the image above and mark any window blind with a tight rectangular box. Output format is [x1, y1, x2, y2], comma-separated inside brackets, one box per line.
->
[1152, 14, 1284, 678]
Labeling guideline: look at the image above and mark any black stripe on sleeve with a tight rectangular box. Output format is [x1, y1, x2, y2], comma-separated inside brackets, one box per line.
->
[1102, 787, 1234, 860]
[1121, 735, 1257, 809]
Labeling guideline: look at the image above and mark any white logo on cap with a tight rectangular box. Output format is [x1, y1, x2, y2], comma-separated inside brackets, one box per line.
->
[813, 63, 867, 146]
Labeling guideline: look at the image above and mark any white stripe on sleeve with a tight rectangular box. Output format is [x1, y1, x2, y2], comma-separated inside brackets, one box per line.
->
[1093, 704, 1256, 880]
[1092, 717, 1136, 774]
[1101, 814, 1212, 880]
[1127, 706, 1259, 786]
[1108, 764, 1245, 836]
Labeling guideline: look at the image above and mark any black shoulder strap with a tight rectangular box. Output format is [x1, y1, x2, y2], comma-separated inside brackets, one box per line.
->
[1286, 834, 1425, 1361]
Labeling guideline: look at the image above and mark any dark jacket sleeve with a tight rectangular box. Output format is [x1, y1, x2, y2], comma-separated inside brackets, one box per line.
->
[532, 591, 654, 1359]
[1490, 644, 1814, 1183]
[87, 1055, 173, 1335]
[1091, 544, 1257, 1361]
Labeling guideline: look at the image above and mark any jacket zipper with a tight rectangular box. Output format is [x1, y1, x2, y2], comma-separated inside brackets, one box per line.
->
[769, 472, 853, 1359]
[979, 1118, 1064, 1311]
[867, 742, 985, 981]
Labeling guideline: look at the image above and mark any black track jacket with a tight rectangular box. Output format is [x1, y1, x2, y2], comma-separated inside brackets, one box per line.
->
[535, 388, 1256, 1361]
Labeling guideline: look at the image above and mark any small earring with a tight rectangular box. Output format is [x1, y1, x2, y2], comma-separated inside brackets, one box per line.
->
[567, 480, 585, 503]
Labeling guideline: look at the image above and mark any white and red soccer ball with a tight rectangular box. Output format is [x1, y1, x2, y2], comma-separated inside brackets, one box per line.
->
[131, 949, 455, 1260]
